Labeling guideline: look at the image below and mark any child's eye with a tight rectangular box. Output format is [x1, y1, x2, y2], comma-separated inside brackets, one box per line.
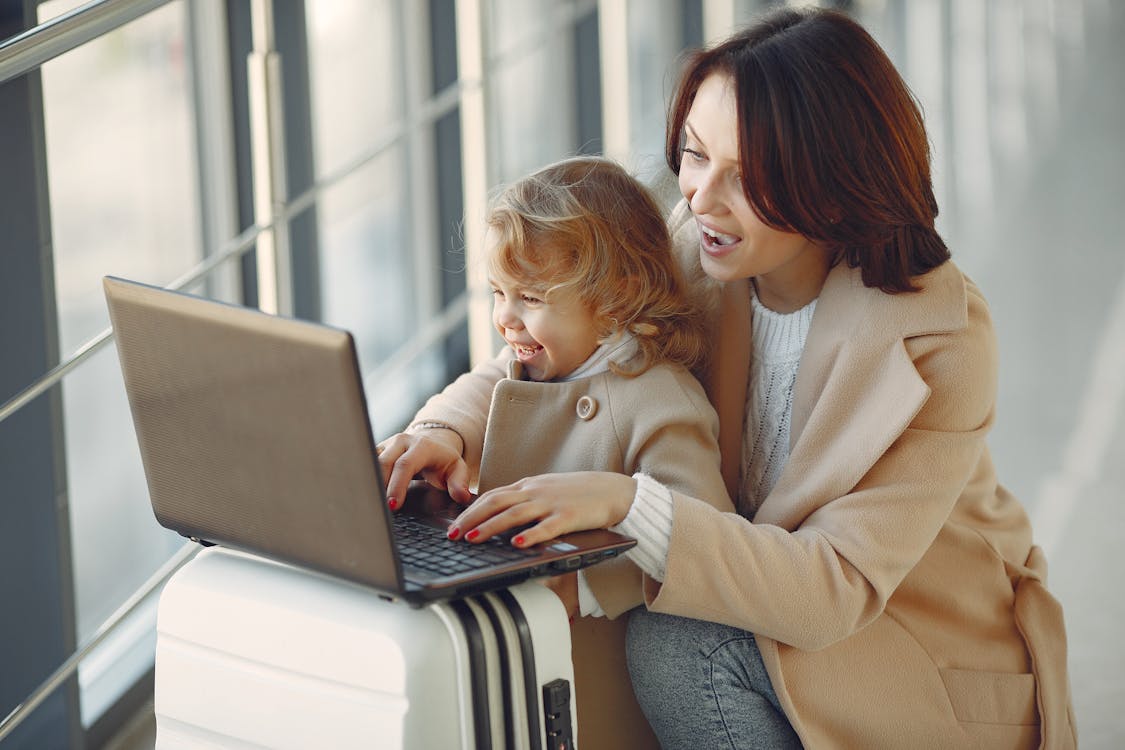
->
[491, 288, 505, 299]
[520, 294, 542, 305]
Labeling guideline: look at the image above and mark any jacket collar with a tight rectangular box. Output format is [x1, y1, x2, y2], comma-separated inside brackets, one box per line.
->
[714, 259, 969, 525]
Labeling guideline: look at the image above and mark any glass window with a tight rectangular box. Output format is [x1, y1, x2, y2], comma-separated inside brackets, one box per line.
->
[305, 0, 444, 434]
[488, 0, 578, 181]
[37, 0, 202, 724]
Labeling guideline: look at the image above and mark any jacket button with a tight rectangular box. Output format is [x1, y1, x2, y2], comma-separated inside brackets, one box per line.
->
[575, 395, 598, 420]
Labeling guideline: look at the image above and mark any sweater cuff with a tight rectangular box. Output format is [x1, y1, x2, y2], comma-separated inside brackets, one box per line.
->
[576, 570, 606, 617]
[614, 472, 673, 582]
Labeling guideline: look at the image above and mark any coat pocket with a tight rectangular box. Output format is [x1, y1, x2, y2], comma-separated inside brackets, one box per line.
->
[939, 667, 1037, 726]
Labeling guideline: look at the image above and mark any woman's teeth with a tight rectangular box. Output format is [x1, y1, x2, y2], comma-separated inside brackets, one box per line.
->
[702, 224, 738, 246]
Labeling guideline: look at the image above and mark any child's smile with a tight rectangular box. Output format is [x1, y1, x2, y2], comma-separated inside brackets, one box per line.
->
[489, 273, 601, 382]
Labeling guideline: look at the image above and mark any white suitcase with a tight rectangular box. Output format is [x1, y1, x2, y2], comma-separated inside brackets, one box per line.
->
[154, 546, 577, 749]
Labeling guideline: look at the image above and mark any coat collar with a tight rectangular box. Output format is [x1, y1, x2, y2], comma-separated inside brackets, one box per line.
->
[712, 259, 969, 526]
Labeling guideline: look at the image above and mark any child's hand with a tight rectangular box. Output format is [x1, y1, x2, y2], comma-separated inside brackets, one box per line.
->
[448, 471, 636, 547]
[376, 429, 472, 510]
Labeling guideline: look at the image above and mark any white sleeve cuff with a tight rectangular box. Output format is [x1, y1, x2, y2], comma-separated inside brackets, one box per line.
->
[614, 472, 674, 582]
[576, 571, 605, 618]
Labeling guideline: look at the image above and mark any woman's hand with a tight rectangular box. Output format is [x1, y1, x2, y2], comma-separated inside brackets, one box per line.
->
[376, 429, 472, 510]
[449, 471, 636, 547]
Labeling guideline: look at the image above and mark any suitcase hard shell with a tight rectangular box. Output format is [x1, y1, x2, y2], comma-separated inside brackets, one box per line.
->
[154, 546, 577, 749]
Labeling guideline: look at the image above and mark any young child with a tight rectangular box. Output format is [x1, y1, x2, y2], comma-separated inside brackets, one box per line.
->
[377, 155, 731, 747]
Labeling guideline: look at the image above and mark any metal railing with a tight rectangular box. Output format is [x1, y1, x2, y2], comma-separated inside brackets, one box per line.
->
[0, 0, 171, 85]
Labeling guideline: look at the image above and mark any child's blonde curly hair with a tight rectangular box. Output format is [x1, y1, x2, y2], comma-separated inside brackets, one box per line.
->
[486, 156, 706, 376]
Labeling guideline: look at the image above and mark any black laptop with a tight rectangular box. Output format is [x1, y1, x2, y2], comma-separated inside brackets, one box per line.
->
[103, 275, 635, 605]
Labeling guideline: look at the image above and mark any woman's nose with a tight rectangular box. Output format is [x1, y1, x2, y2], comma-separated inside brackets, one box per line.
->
[684, 169, 722, 216]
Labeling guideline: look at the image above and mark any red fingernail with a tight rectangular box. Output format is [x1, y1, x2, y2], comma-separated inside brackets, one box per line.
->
[387, 497, 398, 510]
[513, 535, 525, 547]
[466, 529, 480, 541]
[447, 526, 461, 540]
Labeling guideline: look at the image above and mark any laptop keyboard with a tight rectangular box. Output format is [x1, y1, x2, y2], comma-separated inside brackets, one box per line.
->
[393, 513, 532, 577]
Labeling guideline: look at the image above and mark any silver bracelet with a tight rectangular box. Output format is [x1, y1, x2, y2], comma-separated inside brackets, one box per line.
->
[408, 420, 453, 432]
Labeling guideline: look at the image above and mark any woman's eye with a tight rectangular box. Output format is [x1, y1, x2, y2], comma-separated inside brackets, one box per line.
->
[682, 147, 705, 163]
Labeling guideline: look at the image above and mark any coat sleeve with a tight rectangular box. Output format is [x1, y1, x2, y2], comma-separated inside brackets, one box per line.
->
[411, 350, 509, 487]
[643, 286, 1000, 651]
[583, 366, 734, 618]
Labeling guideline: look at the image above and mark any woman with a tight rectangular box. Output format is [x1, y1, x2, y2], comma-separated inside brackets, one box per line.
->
[380, 7, 1076, 748]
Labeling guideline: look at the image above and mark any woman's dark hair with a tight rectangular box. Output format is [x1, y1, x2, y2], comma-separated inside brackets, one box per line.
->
[666, 7, 950, 293]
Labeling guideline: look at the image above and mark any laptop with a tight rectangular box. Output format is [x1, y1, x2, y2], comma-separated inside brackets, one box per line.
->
[103, 275, 635, 605]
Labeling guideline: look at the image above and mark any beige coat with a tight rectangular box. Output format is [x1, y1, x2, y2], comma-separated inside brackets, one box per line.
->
[630, 205, 1077, 749]
[415, 205, 1078, 748]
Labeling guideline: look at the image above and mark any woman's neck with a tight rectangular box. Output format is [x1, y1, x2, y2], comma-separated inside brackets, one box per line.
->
[752, 245, 831, 313]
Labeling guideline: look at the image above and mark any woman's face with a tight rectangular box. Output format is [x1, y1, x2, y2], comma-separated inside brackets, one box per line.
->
[678, 72, 828, 311]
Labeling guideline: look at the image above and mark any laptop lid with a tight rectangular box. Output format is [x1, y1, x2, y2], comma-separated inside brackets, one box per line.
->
[103, 276, 634, 603]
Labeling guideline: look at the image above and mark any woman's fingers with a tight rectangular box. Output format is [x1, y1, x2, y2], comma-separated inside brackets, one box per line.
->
[443, 461, 473, 504]
[451, 472, 636, 546]
[450, 486, 546, 544]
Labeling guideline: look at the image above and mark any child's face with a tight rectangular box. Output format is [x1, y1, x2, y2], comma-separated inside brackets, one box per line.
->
[489, 272, 601, 381]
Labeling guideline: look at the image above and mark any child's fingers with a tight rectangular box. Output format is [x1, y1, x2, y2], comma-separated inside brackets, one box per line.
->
[445, 461, 472, 504]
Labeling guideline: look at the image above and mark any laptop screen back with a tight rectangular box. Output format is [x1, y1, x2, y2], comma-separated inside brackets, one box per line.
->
[104, 276, 402, 592]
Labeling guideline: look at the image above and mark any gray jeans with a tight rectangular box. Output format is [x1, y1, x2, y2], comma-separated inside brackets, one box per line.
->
[626, 609, 804, 750]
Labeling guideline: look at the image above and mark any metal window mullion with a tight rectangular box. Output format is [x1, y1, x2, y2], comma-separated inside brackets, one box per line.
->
[403, 0, 441, 329]
[187, 0, 241, 302]
[598, 0, 631, 165]
[455, 0, 494, 367]
[247, 0, 291, 316]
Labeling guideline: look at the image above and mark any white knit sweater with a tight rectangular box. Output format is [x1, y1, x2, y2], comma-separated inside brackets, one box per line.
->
[738, 289, 817, 517]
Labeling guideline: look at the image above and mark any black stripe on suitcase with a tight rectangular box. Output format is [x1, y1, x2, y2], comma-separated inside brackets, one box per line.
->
[451, 599, 493, 748]
[477, 595, 518, 748]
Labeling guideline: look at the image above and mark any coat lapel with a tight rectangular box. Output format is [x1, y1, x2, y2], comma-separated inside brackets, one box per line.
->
[750, 261, 969, 528]
[708, 281, 753, 500]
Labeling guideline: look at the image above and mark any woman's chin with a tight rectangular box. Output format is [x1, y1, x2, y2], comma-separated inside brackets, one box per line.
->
[699, 250, 748, 283]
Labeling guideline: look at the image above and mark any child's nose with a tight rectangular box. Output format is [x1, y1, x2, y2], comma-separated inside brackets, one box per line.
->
[495, 299, 522, 330]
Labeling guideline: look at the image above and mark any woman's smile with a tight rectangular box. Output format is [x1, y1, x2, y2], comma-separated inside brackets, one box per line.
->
[698, 219, 742, 256]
